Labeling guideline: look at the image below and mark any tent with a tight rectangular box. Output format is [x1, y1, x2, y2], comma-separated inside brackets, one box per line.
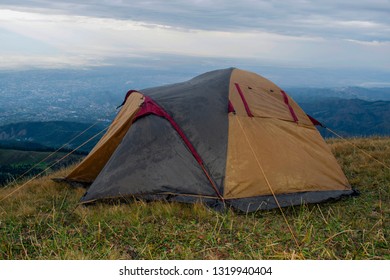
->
[65, 68, 355, 212]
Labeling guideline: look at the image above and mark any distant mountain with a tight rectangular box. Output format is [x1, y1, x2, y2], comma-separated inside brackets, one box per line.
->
[0, 121, 100, 186]
[300, 98, 390, 137]
[0, 148, 82, 186]
[0, 121, 105, 153]
[284, 87, 390, 137]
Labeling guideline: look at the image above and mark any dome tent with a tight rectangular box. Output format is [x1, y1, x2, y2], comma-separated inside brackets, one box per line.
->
[65, 68, 355, 212]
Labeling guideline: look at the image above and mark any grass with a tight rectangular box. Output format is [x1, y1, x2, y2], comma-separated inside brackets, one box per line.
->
[0, 137, 389, 260]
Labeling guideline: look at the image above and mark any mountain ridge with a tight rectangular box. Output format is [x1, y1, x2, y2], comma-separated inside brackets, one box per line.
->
[0, 121, 104, 153]
[300, 98, 390, 137]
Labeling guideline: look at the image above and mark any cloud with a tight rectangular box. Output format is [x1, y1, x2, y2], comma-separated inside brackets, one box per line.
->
[0, 1, 389, 71]
[1, 0, 389, 40]
[0, 10, 328, 65]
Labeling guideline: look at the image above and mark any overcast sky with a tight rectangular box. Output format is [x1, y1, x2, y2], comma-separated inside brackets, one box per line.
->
[0, 0, 389, 85]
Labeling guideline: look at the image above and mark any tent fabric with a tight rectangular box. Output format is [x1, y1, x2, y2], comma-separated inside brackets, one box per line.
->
[66, 67, 355, 211]
[224, 117, 350, 199]
[224, 69, 350, 199]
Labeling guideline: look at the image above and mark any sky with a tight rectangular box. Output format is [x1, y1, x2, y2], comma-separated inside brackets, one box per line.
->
[0, 0, 389, 86]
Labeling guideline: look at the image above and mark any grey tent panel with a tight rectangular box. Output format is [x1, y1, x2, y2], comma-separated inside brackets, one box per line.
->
[81, 115, 218, 203]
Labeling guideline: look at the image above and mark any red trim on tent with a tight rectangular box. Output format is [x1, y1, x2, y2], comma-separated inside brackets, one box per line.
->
[234, 83, 254, 117]
[307, 114, 325, 127]
[280, 90, 299, 122]
[133, 96, 203, 165]
[228, 100, 235, 113]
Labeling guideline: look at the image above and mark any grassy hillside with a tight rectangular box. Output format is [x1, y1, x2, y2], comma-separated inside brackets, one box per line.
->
[0, 137, 389, 260]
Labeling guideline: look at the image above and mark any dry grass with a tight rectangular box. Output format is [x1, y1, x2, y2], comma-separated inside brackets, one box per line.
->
[0, 137, 389, 260]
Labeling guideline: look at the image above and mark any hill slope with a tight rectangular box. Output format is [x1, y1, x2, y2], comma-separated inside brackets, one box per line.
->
[0, 137, 389, 260]
[0, 121, 105, 152]
[0, 148, 83, 186]
[300, 98, 390, 137]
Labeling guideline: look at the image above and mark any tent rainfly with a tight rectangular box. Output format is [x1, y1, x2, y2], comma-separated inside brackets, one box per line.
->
[65, 68, 355, 212]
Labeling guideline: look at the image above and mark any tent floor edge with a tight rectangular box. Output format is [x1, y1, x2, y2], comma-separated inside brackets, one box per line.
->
[77, 189, 359, 213]
[227, 189, 358, 213]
